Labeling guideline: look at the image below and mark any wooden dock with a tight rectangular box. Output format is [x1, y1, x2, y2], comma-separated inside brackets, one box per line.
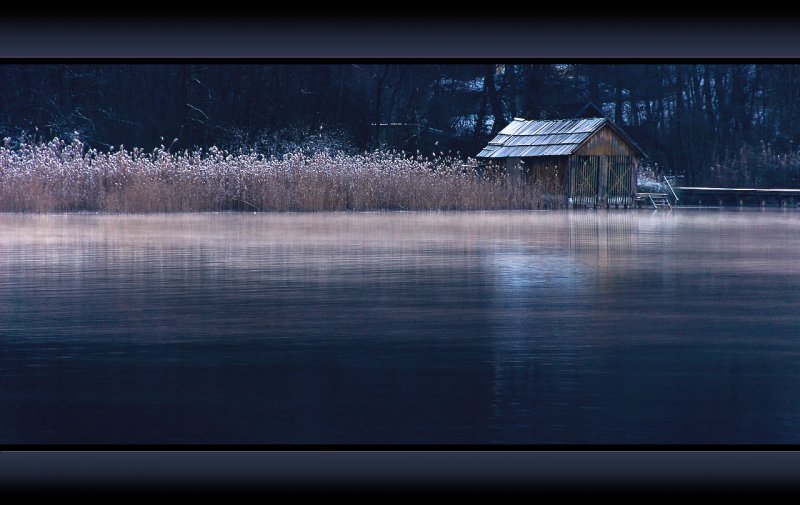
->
[677, 187, 800, 207]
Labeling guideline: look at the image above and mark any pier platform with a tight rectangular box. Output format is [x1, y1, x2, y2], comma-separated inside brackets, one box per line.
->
[677, 187, 800, 207]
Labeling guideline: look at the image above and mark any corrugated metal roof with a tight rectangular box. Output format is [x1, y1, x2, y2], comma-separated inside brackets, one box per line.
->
[476, 147, 497, 158]
[496, 145, 578, 157]
[502, 133, 594, 146]
[476, 117, 645, 159]
[477, 118, 606, 159]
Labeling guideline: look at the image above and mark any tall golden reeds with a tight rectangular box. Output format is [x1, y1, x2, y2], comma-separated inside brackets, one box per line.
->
[0, 138, 561, 212]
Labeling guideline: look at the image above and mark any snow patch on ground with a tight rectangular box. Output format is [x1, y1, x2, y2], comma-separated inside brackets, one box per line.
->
[637, 171, 668, 193]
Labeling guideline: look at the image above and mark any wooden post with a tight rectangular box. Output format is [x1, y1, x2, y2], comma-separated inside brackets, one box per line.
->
[598, 156, 608, 204]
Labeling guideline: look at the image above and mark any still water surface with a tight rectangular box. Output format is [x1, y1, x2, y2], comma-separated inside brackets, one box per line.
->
[1, 210, 799, 444]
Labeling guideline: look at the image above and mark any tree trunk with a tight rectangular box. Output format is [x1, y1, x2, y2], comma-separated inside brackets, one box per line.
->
[614, 67, 624, 125]
[373, 65, 390, 149]
[485, 65, 506, 135]
[474, 87, 487, 140]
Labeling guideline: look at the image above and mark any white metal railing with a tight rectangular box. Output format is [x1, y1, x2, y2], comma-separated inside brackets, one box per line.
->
[663, 176, 679, 204]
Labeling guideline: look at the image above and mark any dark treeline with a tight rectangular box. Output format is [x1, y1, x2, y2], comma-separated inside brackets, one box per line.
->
[2, 63, 800, 187]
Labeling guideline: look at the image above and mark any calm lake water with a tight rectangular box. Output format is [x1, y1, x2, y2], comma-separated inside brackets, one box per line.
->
[1, 210, 799, 444]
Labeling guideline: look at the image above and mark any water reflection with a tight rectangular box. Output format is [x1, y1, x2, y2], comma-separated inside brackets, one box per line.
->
[1, 211, 800, 443]
[485, 211, 639, 442]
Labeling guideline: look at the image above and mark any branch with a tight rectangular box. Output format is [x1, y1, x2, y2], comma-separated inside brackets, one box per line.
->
[186, 103, 210, 120]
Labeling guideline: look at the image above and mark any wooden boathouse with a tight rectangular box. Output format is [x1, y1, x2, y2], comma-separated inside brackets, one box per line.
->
[477, 113, 646, 208]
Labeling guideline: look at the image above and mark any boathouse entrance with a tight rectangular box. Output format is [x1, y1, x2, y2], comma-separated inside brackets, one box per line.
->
[568, 155, 635, 207]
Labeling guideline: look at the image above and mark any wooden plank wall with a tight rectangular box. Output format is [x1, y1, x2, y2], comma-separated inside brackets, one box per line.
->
[573, 125, 638, 157]
[505, 156, 568, 193]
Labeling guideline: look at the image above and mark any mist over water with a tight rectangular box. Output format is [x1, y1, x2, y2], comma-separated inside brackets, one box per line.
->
[1, 210, 799, 444]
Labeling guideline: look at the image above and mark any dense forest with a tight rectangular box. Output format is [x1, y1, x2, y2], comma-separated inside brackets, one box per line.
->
[2, 63, 800, 187]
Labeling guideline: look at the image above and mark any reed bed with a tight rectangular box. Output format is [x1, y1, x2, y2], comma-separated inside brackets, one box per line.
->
[0, 138, 561, 212]
[709, 143, 800, 188]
